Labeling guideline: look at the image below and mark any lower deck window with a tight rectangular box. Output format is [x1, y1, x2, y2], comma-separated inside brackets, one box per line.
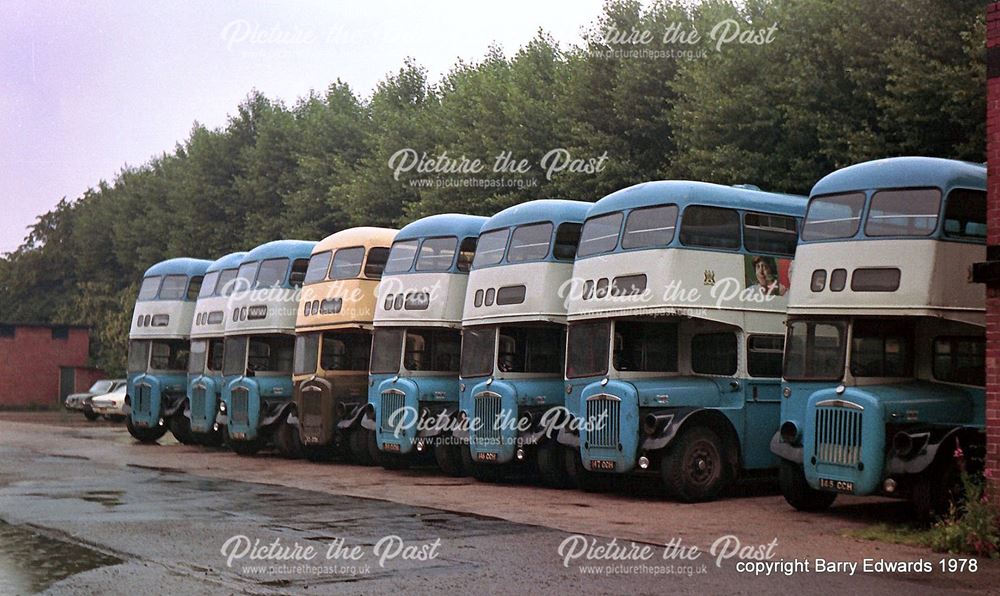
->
[149, 339, 190, 372]
[128, 340, 151, 373]
[405, 328, 461, 373]
[691, 333, 737, 375]
[566, 321, 611, 378]
[849, 319, 913, 378]
[460, 327, 496, 378]
[370, 329, 404, 374]
[613, 320, 678, 372]
[248, 336, 295, 374]
[747, 335, 784, 377]
[320, 331, 371, 371]
[783, 320, 846, 381]
[932, 336, 985, 386]
[497, 325, 564, 374]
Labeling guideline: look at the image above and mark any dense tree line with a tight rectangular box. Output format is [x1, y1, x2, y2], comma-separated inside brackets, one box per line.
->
[0, 0, 985, 374]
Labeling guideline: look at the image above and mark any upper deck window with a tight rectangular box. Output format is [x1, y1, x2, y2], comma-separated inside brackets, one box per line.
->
[577, 212, 622, 257]
[216, 268, 238, 296]
[621, 205, 677, 249]
[365, 248, 390, 278]
[865, 188, 940, 237]
[329, 247, 364, 279]
[507, 223, 553, 263]
[384, 240, 419, 274]
[471, 228, 510, 269]
[186, 276, 204, 299]
[255, 258, 289, 288]
[235, 261, 259, 293]
[802, 193, 865, 240]
[457, 237, 477, 272]
[158, 275, 189, 300]
[943, 189, 987, 240]
[744, 212, 798, 256]
[416, 236, 458, 272]
[680, 206, 740, 249]
[137, 276, 162, 301]
[304, 251, 332, 285]
[553, 223, 583, 260]
[198, 271, 220, 299]
[289, 258, 310, 287]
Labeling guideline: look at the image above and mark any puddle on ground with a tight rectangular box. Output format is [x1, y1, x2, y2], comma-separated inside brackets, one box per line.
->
[79, 490, 124, 508]
[0, 521, 122, 594]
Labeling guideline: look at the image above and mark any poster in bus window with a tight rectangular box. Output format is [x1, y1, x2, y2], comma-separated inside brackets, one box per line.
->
[744, 255, 790, 297]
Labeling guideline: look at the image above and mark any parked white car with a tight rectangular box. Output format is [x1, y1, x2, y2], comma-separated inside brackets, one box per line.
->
[90, 384, 128, 421]
[65, 379, 126, 421]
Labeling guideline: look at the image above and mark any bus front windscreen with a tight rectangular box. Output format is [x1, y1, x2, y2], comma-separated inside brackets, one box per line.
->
[460, 327, 496, 378]
[783, 320, 846, 381]
[566, 321, 611, 378]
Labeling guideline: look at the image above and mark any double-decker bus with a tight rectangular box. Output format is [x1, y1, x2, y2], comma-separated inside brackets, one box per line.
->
[368, 214, 487, 473]
[459, 199, 591, 486]
[292, 227, 397, 462]
[221, 240, 316, 456]
[773, 157, 986, 517]
[561, 181, 805, 500]
[186, 251, 246, 446]
[126, 257, 212, 443]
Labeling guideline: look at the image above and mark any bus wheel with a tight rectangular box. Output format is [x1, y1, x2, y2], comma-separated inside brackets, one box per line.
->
[537, 443, 574, 489]
[168, 415, 195, 445]
[778, 460, 836, 512]
[83, 406, 99, 422]
[348, 428, 376, 466]
[230, 437, 263, 456]
[434, 441, 467, 477]
[661, 426, 728, 502]
[126, 416, 167, 443]
[911, 454, 962, 522]
[570, 453, 616, 493]
[274, 417, 304, 459]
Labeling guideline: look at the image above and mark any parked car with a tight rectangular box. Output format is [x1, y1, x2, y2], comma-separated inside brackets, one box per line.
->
[65, 379, 126, 421]
[90, 383, 129, 422]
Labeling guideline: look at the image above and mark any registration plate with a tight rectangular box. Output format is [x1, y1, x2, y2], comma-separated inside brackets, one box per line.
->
[818, 478, 855, 493]
[476, 452, 498, 462]
[382, 443, 401, 453]
[589, 459, 616, 471]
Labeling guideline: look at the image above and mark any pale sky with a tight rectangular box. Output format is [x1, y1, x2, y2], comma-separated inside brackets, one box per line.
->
[0, 0, 607, 253]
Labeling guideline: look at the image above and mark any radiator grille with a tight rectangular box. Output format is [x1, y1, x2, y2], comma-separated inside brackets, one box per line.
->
[586, 395, 620, 449]
[231, 388, 249, 424]
[381, 391, 405, 432]
[136, 384, 151, 416]
[190, 386, 206, 422]
[814, 407, 863, 466]
[473, 393, 502, 444]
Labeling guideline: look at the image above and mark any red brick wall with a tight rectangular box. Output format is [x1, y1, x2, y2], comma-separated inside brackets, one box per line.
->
[988, 2, 1000, 490]
[74, 368, 108, 393]
[0, 326, 91, 408]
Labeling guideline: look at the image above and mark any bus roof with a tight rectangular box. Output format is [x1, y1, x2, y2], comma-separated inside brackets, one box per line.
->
[811, 157, 986, 196]
[395, 214, 488, 242]
[143, 257, 212, 278]
[481, 199, 592, 232]
[586, 180, 805, 218]
[206, 252, 247, 273]
[313, 227, 397, 253]
[241, 240, 316, 263]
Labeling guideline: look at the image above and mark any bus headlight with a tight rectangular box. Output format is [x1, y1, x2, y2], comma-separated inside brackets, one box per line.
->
[779, 421, 801, 445]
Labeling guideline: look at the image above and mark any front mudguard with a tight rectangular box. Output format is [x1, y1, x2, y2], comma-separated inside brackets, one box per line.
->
[260, 399, 296, 429]
[886, 426, 978, 476]
[336, 403, 374, 431]
[162, 393, 186, 418]
[769, 431, 804, 464]
[638, 407, 700, 451]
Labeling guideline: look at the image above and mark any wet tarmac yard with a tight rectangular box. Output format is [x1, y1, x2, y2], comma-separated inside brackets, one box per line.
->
[0, 414, 998, 594]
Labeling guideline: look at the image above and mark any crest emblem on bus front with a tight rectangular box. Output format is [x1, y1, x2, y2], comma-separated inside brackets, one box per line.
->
[703, 270, 716, 286]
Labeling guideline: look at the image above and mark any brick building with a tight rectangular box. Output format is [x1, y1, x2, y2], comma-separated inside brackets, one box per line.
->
[985, 3, 1000, 489]
[0, 323, 103, 408]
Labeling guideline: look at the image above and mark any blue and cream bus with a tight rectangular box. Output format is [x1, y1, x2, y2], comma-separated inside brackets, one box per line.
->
[127, 257, 212, 443]
[561, 181, 806, 499]
[459, 199, 591, 486]
[772, 157, 986, 517]
[368, 214, 487, 473]
[186, 251, 246, 446]
[221, 240, 316, 456]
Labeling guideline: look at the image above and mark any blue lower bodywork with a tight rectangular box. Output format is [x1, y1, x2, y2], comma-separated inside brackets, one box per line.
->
[128, 371, 188, 429]
[222, 375, 295, 441]
[370, 373, 460, 455]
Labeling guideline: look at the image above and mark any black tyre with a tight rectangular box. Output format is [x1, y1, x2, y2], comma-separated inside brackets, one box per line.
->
[433, 441, 468, 477]
[126, 415, 168, 443]
[348, 428, 377, 466]
[230, 437, 264, 456]
[537, 442, 574, 489]
[660, 426, 729, 502]
[274, 417, 304, 459]
[778, 459, 837, 512]
[83, 407, 99, 422]
[911, 451, 962, 522]
[168, 414, 195, 445]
